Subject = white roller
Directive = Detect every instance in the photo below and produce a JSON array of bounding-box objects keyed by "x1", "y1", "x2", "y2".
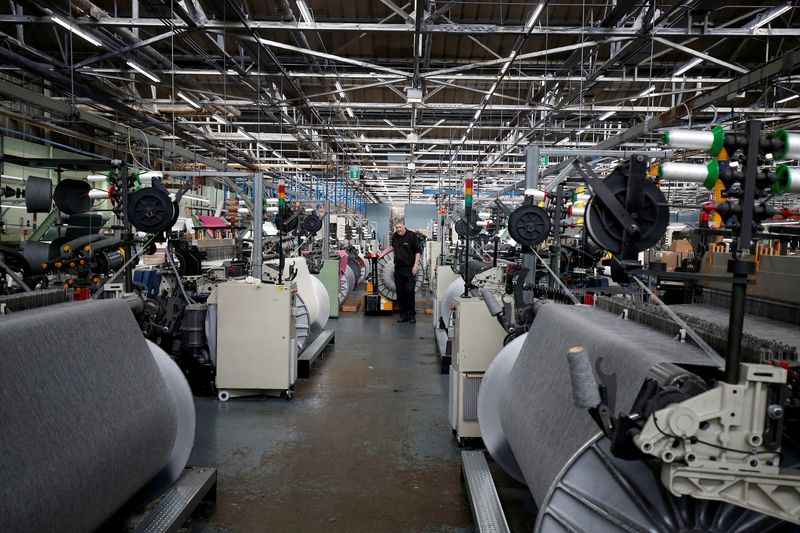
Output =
[
  {"x1": 775, "y1": 165, "x2": 800, "y2": 195},
  {"x1": 283, "y1": 257, "x2": 329, "y2": 334},
  {"x1": 344, "y1": 264, "x2": 356, "y2": 292},
  {"x1": 775, "y1": 130, "x2": 800, "y2": 161},
  {"x1": 478, "y1": 333, "x2": 528, "y2": 484},
  {"x1": 440, "y1": 278, "x2": 465, "y2": 325}
]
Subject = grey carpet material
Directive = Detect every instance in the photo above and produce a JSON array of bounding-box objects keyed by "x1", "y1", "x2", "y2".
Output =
[
  {"x1": 499, "y1": 303, "x2": 716, "y2": 504},
  {"x1": 0, "y1": 299, "x2": 178, "y2": 533}
]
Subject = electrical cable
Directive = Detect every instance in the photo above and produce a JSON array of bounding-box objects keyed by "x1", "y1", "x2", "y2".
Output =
[
  {"x1": 166, "y1": 243, "x2": 196, "y2": 304},
  {"x1": 652, "y1": 413, "x2": 782, "y2": 460}
]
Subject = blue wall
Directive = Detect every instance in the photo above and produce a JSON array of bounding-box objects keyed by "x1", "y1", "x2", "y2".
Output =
[
  {"x1": 366, "y1": 203, "x2": 391, "y2": 247},
  {"x1": 403, "y1": 203, "x2": 437, "y2": 233}
]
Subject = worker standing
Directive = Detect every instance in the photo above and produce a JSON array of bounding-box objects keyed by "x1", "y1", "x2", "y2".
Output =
[{"x1": 380, "y1": 220, "x2": 422, "y2": 323}]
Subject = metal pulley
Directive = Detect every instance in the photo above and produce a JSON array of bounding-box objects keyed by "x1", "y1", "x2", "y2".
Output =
[
  {"x1": 582, "y1": 162, "x2": 669, "y2": 255},
  {"x1": 127, "y1": 186, "x2": 176, "y2": 234},
  {"x1": 455, "y1": 211, "x2": 481, "y2": 238},
  {"x1": 507, "y1": 202, "x2": 551, "y2": 247},
  {"x1": 275, "y1": 208, "x2": 299, "y2": 233},
  {"x1": 301, "y1": 213, "x2": 322, "y2": 235}
]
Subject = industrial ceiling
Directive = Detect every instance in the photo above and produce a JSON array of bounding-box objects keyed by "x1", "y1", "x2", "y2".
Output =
[{"x1": 0, "y1": 0, "x2": 798, "y2": 207}]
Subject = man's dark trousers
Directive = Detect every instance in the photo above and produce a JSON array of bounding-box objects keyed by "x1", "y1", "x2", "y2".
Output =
[{"x1": 394, "y1": 265, "x2": 416, "y2": 319}]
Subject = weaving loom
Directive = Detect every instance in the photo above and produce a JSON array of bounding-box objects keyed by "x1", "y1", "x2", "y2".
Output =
[{"x1": 0, "y1": 299, "x2": 213, "y2": 532}]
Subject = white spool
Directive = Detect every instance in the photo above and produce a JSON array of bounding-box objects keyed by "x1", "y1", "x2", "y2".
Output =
[
  {"x1": 663, "y1": 129, "x2": 713, "y2": 150},
  {"x1": 524, "y1": 189, "x2": 546, "y2": 202},
  {"x1": 658, "y1": 161, "x2": 718, "y2": 189},
  {"x1": 88, "y1": 189, "x2": 110, "y2": 200},
  {"x1": 569, "y1": 205, "x2": 585, "y2": 217},
  {"x1": 774, "y1": 130, "x2": 800, "y2": 161},
  {"x1": 774, "y1": 165, "x2": 800, "y2": 195}
]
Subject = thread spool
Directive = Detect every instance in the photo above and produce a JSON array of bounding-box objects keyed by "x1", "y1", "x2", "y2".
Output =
[
  {"x1": 88, "y1": 189, "x2": 110, "y2": 200},
  {"x1": 663, "y1": 125, "x2": 724, "y2": 156},
  {"x1": 569, "y1": 205, "x2": 586, "y2": 217},
  {"x1": 566, "y1": 346, "x2": 601, "y2": 409},
  {"x1": 22, "y1": 240, "x2": 57, "y2": 274},
  {"x1": 658, "y1": 160, "x2": 719, "y2": 189},
  {"x1": 524, "y1": 189, "x2": 547, "y2": 202},
  {"x1": 54, "y1": 179, "x2": 93, "y2": 215},
  {"x1": 24, "y1": 176, "x2": 52, "y2": 213},
  {"x1": 773, "y1": 130, "x2": 800, "y2": 161},
  {"x1": 774, "y1": 165, "x2": 800, "y2": 195}
]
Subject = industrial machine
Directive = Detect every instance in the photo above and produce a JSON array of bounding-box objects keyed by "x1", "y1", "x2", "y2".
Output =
[
  {"x1": 448, "y1": 294, "x2": 507, "y2": 446},
  {"x1": 214, "y1": 279, "x2": 298, "y2": 401}
]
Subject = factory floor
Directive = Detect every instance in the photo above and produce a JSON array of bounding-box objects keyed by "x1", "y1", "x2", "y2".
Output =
[{"x1": 186, "y1": 292, "x2": 533, "y2": 532}]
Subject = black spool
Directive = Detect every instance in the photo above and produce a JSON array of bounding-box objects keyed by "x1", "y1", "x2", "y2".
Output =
[
  {"x1": 508, "y1": 203, "x2": 551, "y2": 247},
  {"x1": 127, "y1": 187, "x2": 175, "y2": 234},
  {"x1": 53, "y1": 179, "x2": 93, "y2": 215}
]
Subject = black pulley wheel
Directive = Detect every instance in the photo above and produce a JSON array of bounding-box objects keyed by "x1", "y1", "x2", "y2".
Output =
[
  {"x1": 275, "y1": 208, "x2": 299, "y2": 233},
  {"x1": 585, "y1": 166, "x2": 669, "y2": 254},
  {"x1": 127, "y1": 187, "x2": 174, "y2": 234},
  {"x1": 53, "y1": 179, "x2": 92, "y2": 215},
  {"x1": 301, "y1": 213, "x2": 322, "y2": 235},
  {"x1": 455, "y1": 212, "x2": 481, "y2": 238},
  {"x1": 508, "y1": 204, "x2": 551, "y2": 247}
]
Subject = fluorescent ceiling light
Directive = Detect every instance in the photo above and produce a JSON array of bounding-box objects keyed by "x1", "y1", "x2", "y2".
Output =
[
  {"x1": 598, "y1": 111, "x2": 616, "y2": 121},
  {"x1": 777, "y1": 94, "x2": 800, "y2": 104},
  {"x1": 176, "y1": 91, "x2": 201, "y2": 109},
  {"x1": 473, "y1": 109, "x2": 482, "y2": 120},
  {"x1": 127, "y1": 60, "x2": 160, "y2": 83},
  {"x1": 335, "y1": 81, "x2": 346, "y2": 99},
  {"x1": 1, "y1": 204, "x2": 25, "y2": 210},
  {"x1": 346, "y1": 107, "x2": 355, "y2": 118},
  {"x1": 524, "y1": 2, "x2": 546, "y2": 31},
  {"x1": 745, "y1": 2, "x2": 791, "y2": 30},
  {"x1": 674, "y1": 57, "x2": 703, "y2": 76},
  {"x1": 0, "y1": 174, "x2": 24, "y2": 182},
  {"x1": 500, "y1": 61, "x2": 512, "y2": 75},
  {"x1": 256, "y1": 142, "x2": 268, "y2": 151},
  {"x1": 576, "y1": 129, "x2": 586, "y2": 135},
  {"x1": 212, "y1": 114, "x2": 229, "y2": 125},
  {"x1": 51, "y1": 15, "x2": 102, "y2": 47},
  {"x1": 296, "y1": 0, "x2": 313, "y2": 23},
  {"x1": 632, "y1": 85, "x2": 656, "y2": 100}
]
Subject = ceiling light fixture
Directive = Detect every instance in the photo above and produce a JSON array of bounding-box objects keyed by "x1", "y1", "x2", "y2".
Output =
[
  {"x1": 126, "y1": 60, "x2": 160, "y2": 83},
  {"x1": 335, "y1": 81, "x2": 346, "y2": 99},
  {"x1": 176, "y1": 91, "x2": 201, "y2": 109},
  {"x1": 776, "y1": 94, "x2": 800, "y2": 104},
  {"x1": 346, "y1": 107, "x2": 355, "y2": 118},
  {"x1": 212, "y1": 114, "x2": 230, "y2": 125},
  {"x1": 524, "y1": 2, "x2": 546, "y2": 31},
  {"x1": 632, "y1": 85, "x2": 656, "y2": 100},
  {"x1": 51, "y1": 15, "x2": 102, "y2": 47},
  {"x1": 674, "y1": 57, "x2": 703, "y2": 76},
  {"x1": 598, "y1": 111, "x2": 616, "y2": 121},
  {"x1": 295, "y1": 0, "x2": 313, "y2": 23},
  {"x1": 744, "y1": 2, "x2": 791, "y2": 31}
]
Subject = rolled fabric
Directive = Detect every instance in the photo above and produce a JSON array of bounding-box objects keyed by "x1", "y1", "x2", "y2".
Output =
[
  {"x1": 25, "y1": 176, "x2": 53, "y2": 213},
  {"x1": 499, "y1": 303, "x2": 716, "y2": 504},
  {"x1": 0, "y1": 299, "x2": 180, "y2": 532}
]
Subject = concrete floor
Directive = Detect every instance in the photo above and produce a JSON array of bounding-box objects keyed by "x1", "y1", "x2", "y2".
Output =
[{"x1": 186, "y1": 296, "x2": 493, "y2": 532}]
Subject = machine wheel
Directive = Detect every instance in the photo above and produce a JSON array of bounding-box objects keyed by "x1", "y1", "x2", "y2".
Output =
[
  {"x1": 217, "y1": 390, "x2": 230, "y2": 402},
  {"x1": 584, "y1": 165, "x2": 669, "y2": 254},
  {"x1": 508, "y1": 204, "x2": 551, "y2": 247},
  {"x1": 127, "y1": 186, "x2": 174, "y2": 234}
]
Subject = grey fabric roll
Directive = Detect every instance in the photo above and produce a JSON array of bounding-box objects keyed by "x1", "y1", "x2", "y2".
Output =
[
  {"x1": 500, "y1": 303, "x2": 716, "y2": 504},
  {"x1": 0, "y1": 299, "x2": 178, "y2": 533},
  {"x1": 481, "y1": 288, "x2": 504, "y2": 317}
]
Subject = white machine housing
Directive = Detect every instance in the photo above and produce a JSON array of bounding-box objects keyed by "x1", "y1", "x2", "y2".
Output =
[
  {"x1": 215, "y1": 280, "x2": 298, "y2": 400},
  {"x1": 449, "y1": 296, "x2": 507, "y2": 440}
]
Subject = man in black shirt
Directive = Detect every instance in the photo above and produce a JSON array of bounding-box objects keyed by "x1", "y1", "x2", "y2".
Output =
[{"x1": 380, "y1": 220, "x2": 422, "y2": 323}]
